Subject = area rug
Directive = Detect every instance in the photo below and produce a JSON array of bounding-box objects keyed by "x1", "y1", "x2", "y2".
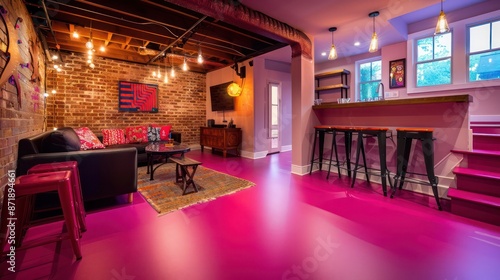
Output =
[{"x1": 137, "y1": 164, "x2": 255, "y2": 216}]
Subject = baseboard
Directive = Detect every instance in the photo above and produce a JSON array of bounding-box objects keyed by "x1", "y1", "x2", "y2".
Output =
[
  {"x1": 240, "y1": 150, "x2": 268, "y2": 159},
  {"x1": 291, "y1": 164, "x2": 310, "y2": 175},
  {"x1": 281, "y1": 145, "x2": 292, "y2": 152}
]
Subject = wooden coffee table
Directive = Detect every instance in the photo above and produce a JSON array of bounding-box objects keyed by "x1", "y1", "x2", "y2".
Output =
[{"x1": 145, "y1": 142, "x2": 191, "y2": 180}]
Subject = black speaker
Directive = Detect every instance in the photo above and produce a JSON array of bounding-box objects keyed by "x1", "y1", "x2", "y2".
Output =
[{"x1": 207, "y1": 119, "x2": 215, "y2": 127}]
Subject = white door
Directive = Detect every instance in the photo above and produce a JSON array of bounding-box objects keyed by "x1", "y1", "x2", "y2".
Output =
[{"x1": 268, "y1": 82, "x2": 281, "y2": 154}]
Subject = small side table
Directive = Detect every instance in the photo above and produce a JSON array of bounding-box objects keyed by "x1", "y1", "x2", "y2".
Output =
[{"x1": 170, "y1": 156, "x2": 202, "y2": 195}]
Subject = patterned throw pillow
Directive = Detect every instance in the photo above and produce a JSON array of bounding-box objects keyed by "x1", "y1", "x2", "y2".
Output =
[
  {"x1": 147, "y1": 126, "x2": 161, "y2": 142},
  {"x1": 101, "y1": 128, "x2": 127, "y2": 146},
  {"x1": 125, "y1": 126, "x2": 148, "y2": 143},
  {"x1": 74, "y1": 127, "x2": 105, "y2": 150}
]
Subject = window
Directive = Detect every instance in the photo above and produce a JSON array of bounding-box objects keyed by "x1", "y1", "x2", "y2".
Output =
[
  {"x1": 468, "y1": 19, "x2": 500, "y2": 82},
  {"x1": 358, "y1": 59, "x2": 381, "y2": 101},
  {"x1": 415, "y1": 32, "x2": 452, "y2": 87}
]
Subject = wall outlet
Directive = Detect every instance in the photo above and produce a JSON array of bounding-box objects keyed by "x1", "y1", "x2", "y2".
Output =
[{"x1": 385, "y1": 91, "x2": 399, "y2": 98}]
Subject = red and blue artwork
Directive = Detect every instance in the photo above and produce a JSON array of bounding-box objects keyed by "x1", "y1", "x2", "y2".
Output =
[{"x1": 119, "y1": 81, "x2": 158, "y2": 112}]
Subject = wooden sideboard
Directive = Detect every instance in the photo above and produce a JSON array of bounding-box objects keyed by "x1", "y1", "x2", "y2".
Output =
[{"x1": 200, "y1": 127, "x2": 242, "y2": 157}]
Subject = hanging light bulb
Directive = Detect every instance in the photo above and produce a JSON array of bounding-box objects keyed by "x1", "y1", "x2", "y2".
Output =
[
  {"x1": 152, "y1": 70, "x2": 157, "y2": 77},
  {"x1": 99, "y1": 45, "x2": 105, "y2": 52},
  {"x1": 368, "y1": 11, "x2": 380, "y2": 53},
  {"x1": 197, "y1": 46, "x2": 203, "y2": 64},
  {"x1": 51, "y1": 89, "x2": 56, "y2": 94},
  {"x1": 72, "y1": 30, "x2": 79, "y2": 38},
  {"x1": 52, "y1": 54, "x2": 58, "y2": 60},
  {"x1": 182, "y1": 57, "x2": 188, "y2": 71},
  {"x1": 328, "y1": 27, "x2": 338, "y2": 60},
  {"x1": 85, "y1": 39, "x2": 93, "y2": 50},
  {"x1": 163, "y1": 74, "x2": 169, "y2": 83},
  {"x1": 435, "y1": 0, "x2": 450, "y2": 34},
  {"x1": 170, "y1": 67, "x2": 176, "y2": 78}
]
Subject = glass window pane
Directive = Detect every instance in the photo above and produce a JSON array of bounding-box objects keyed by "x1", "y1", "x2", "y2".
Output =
[
  {"x1": 470, "y1": 50, "x2": 500, "y2": 81},
  {"x1": 435, "y1": 33, "x2": 452, "y2": 59},
  {"x1": 271, "y1": 106, "x2": 278, "y2": 125},
  {"x1": 360, "y1": 62, "x2": 371, "y2": 82},
  {"x1": 271, "y1": 86, "x2": 278, "y2": 104},
  {"x1": 416, "y1": 59, "x2": 451, "y2": 87},
  {"x1": 492, "y1": 21, "x2": 500, "y2": 49},
  {"x1": 271, "y1": 129, "x2": 278, "y2": 138},
  {"x1": 372, "y1": 61, "x2": 381, "y2": 80},
  {"x1": 470, "y1": 24, "x2": 490, "y2": 53},
  {"x1": 417, "y1": 37, "x2": 433, "y2": 62},
  {"x1": 359, "y1": 82, "x2": 378, "y2": 101}
]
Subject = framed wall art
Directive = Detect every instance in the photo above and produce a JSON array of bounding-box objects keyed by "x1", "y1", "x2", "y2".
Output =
[
  {"x1": 118, "y1": 81, "x2": 158, "y2": 112},
  {"x1": 389, "y1": 59, "x2": 406, "y2": 89}
]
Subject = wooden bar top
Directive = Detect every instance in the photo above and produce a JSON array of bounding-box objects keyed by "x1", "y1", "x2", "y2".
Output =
[{"x1": 312, "y1": 94, "x2": 472, "y2": 109}]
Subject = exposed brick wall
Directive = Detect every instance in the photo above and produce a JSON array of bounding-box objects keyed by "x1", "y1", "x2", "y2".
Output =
[
  {"x1": 46, "y1": 52, "x2": 207, "y2": 145},
  {"x1": 0, "y1": 0, "x2": 45, "y2": 188}
]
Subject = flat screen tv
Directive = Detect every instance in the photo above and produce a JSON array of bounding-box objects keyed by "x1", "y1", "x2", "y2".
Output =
[{"x1": 210, "y1": 82, "x2": 235, "y2": 111}]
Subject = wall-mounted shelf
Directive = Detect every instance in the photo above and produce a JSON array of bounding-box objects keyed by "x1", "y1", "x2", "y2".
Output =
[{"x1": 315, "y1": 69, "x2": 350, "y2": 99}]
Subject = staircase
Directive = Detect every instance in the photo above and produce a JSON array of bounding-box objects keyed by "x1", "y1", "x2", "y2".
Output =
[{"x1": 449, "y1": 121, "x2": 500, "y2": 226}]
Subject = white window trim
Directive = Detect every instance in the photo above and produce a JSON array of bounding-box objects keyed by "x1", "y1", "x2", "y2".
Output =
[
  {"x1": 406, "y1": 9, "x2": 500, "y2": 94},
  {"x1": 466, "y1": 18, "x2": 500, "y2": 83},
  {"x1": 355, "y1": 56, "x2": 381, "y2": 100}
]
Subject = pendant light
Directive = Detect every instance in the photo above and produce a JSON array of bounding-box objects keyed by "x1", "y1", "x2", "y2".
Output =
[
  {"x1": 434, "y1": 0, "x2": 450, "y2": 34},
  {"x1": 182, "y1": 57, "x2": 188, "y2": 71},
  {"x1": 197, "y1": 45, "x2": 204, "y2": 64},
  {"x1": 328, "y1": 27, "x2": 338, "y2": 60},
  {"x1": 368, "y1": 11, "x2": 379, "y2": 53}
]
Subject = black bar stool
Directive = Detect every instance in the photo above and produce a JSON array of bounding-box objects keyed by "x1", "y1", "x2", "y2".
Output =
[
  {"x1": 328, "y1": 126, "x2": 358, "y2": 179},
  {"x1": 350, "y1": 127, "x2": 392, "y2": 196},
  {"x1": 391, "y1": 128, "x2": 442, "y2": 210},
  {"x1": 309, "y1": 125, "x2": 333, "y2": 174}
]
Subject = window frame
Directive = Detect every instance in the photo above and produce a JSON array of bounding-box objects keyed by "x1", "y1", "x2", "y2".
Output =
[
  {"x1": 356, "y1": 57, "x2": 381, "y2": 102},
  {"x1": 466, "y1": 17, "x2": 500, "y2": 83},
  {"x1": 414, "y1": 32, "x2": 453, "y2": 88}
]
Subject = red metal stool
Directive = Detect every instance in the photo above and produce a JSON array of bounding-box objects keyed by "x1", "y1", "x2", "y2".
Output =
[
  {"x1": 0, "y1": 171, "x2": 82, "y2": 260},
  {"x1": 28, "y1": 161, "x2": 86, "y2": 234}
]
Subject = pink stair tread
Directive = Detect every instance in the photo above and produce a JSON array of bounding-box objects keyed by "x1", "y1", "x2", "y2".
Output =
[
  {"x1": 451, "y1": 149, "x2": 500, "y2": 157},
  {"x1": 448, "y1": 188, "x2": 500, "y2": 208},
  {"x1": 473, "y1": 133, "x2": 500, "y2": 138},
  {"x1": 453, "y1": 167, "x2": 500, "y2": 181}
]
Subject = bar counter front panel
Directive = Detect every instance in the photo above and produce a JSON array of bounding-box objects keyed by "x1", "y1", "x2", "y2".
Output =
[{"x1": 312, "y1": 94, "x2": 472, "y2": 197}]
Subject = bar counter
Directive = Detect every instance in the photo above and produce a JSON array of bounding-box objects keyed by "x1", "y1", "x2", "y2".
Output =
[{"x1": 312, "y1": 94, "x2": 473, "y2": 197}]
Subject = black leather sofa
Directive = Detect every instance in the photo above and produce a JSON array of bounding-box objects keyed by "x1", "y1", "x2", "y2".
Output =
[{"x1": 16, "y1": 129, "x2": 138, "y2": 205}]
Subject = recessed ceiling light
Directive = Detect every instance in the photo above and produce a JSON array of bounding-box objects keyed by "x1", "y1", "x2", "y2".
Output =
[
  {"x1": 321, "y1": 52, "x2": 327, "y2": 56},
  {"x1": 354, "y1": 42, "x2": 360, "y2": 46}
]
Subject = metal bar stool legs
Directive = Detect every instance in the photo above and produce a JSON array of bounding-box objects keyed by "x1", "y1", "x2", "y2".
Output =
[
  {"x1": 350, "y1": 128, "x2": 391, "y2": 196},
  {"x1": 327, "y1": 130, "x2": 341, "y2": 179},
  {"x1": 392, "y1": 128, "x2": 442, "y2": 210}
]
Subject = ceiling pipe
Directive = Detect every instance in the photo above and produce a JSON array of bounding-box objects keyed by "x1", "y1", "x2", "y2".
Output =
[
  {"x1": 147, "y1": 15, "x2": 207, "y2": 64},
  {"x1": 41, "y1": 0, "x2": 63, "y2": 63},
  {"x1": 163, "y1": 0, "x2": 312, "y2": 60}
]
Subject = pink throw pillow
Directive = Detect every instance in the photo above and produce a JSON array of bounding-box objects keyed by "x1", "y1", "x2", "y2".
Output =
[
  {"x1": 125, "y1": 126, "x2": 148, "y2": 143},
  {"x1": 74, "y1": 127, "x2": 105, "y2": 150},
  {"x1": 101, "y1": 128, "x2": 127, "y2": 146}
]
